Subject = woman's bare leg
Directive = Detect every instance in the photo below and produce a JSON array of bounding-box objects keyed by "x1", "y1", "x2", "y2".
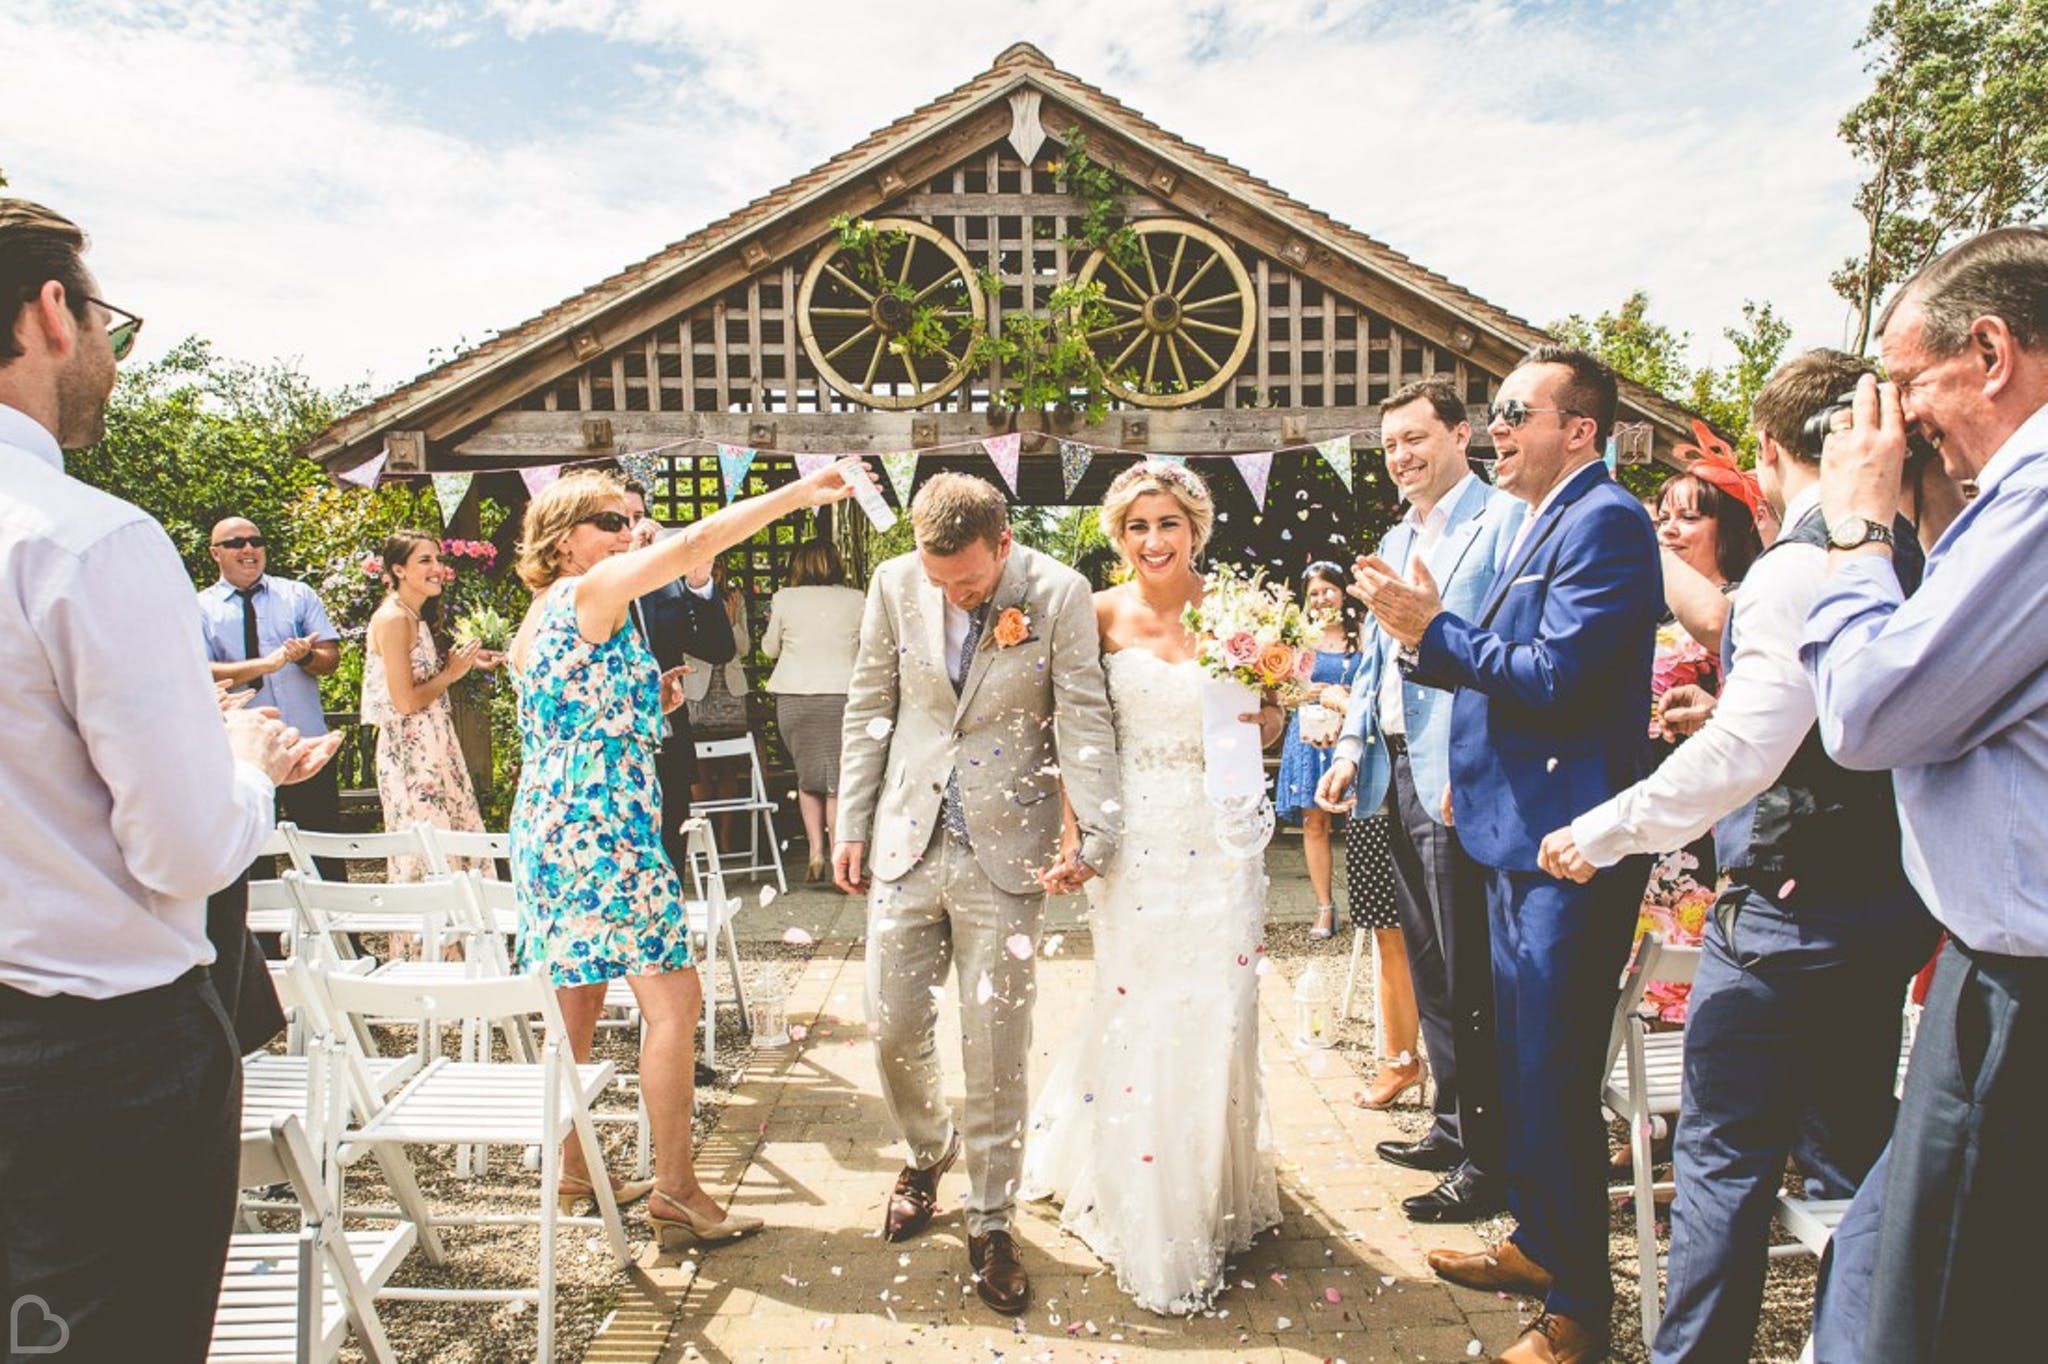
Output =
[{"x1": 626, "y1": 968, "x2": 728, "y2": 1221}]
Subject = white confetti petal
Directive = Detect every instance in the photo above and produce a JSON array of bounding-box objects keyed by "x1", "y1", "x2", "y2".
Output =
[
  {"x1": 976, "y1": 972, "x2": 995, "y2": 1004},
  {"x1": 1005, "y1": 933, "x2": 1035, "y2": 960},
  {"x1": 759, "y1": 886, "x2": 778, "y2": 907},
  {"x1": 783, "y1": 926, "x2": 813, "y2": 946},
  {"x1": 866, "y1": 717, "x2": 895, "y2": 740}
]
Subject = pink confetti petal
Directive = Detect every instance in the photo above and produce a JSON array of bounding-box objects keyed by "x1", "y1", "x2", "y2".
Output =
[
  {"x1": 783, "y1": 926, "x2": 814, "y2": 946},
  {"x1": 1005, "y1": 933, "x2": 1035, "y2": 960},
  {"x1": 1324, "y1": 1287, "x2": 1342, "y2": 1304},
  {"x1": 1779, "y1": 878, "x2": 1798, "y2": 899}
]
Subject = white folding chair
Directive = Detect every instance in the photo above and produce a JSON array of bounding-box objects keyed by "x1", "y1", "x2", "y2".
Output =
[
  {"x1": 689, "y1": 735, "x2": 786, "y2": 889},
  {"x1": 1601, "y1": 932, "x2": 1699, "y2": 1349},
  {"x1": 282, "y1": 826, "x2": 434, "y2": 881},
  {"x1": 317, "y1": 972, "x2": 633, "y2": 1363},
  {"x1": 418, "y1": 827, "x2": 511, "y2": 878},
  {"x1": 676, "y1": 817, "x2": 750, "y2": 1070},
  {"x1": 209, "y1": 1114, "x2": 414, "y2": 1363},
  {"x1": 283, "y1": 871, "x2": 470, "y2": 967}
]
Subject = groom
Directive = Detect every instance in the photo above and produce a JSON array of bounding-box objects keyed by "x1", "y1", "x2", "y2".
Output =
[{"x1": 835, "y1": 471, "x2": 1121, "y2": 1315}]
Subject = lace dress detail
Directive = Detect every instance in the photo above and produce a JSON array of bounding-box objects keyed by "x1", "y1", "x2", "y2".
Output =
[
  {"x1": 1020, "y1": 648, "x2": 1281, "y2": 1315},
  {"x1": 360, "y1": 616, "x2": 489, "y2": 882}
]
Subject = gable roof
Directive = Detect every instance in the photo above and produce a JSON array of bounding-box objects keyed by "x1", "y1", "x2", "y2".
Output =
[{"x1": 303, "y1": 42, "x2": 1703, "y2": 470}]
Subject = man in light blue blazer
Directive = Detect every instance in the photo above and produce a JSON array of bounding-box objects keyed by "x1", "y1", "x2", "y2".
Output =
[
  {"x1": 1354, "y1": 347, "x2": 1661, "y2": 1364},
  {"x1": 1316, "y1": 379, "x2": 1523, "y2": 1225}
]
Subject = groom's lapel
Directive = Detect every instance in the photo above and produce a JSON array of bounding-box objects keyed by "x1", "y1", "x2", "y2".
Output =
[
  {"x1": 954, "y1": 547, "x2": 1027, "y2": 719},
  {"x1": 919, "y1": 576, "x2": 949, "y2": 687}
]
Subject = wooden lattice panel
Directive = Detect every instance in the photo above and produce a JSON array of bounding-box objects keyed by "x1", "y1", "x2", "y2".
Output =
[{"x1": 522, "y1": 145, "x2": 1505, "y2": 421}]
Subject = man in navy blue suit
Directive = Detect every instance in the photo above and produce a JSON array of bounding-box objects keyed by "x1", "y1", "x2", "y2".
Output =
[{"x1": 1354, "y1": 346, "x2": 1661, "y2": 1363}]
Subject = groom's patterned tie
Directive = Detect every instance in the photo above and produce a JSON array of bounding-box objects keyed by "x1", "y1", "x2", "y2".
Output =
[{"x1": 941, "y1": 603, "x2": 989, "y2": 845}]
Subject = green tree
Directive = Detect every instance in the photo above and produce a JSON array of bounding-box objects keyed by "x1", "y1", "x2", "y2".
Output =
[
  {"x1": 1833, "y1": 0, "x2": 2048, "y2": 352},
  {"x1": 67, "y1": 336, "x2": 363, "y2": 580}
]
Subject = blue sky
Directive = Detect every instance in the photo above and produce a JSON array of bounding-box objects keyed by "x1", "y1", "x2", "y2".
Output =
[{"x1": 2, "y1": 0, "x2": 1879, "y2": 396}]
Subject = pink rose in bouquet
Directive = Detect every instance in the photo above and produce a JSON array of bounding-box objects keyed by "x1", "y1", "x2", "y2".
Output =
[
  {"x1": 1223, "y1": 631, "x2": 1261, "y2": 668},
  {"x1": 1295, "y1": 648, "x2": 1317, "y2": 680}
]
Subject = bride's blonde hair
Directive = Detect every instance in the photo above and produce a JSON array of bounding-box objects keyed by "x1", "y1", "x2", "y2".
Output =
[{"x1": 1099, "y1": 460, "x2": 1215, "y2": 564}]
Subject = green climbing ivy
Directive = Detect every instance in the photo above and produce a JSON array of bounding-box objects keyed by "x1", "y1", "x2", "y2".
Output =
[{"x1": 827, "y1": 213, "x2": 979, "y2": 362}]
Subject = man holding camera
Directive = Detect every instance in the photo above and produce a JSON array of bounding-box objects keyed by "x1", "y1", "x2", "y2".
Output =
[
  {"x1": 1539, "y1": 349, "x2": 1938, "y2": 1363},
  {"x1": 1802, "y1": 225, "x2": 2048, "y2": 1362}
]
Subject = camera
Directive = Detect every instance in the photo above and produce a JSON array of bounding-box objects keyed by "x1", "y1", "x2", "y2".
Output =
[{"x1": 1800, "y1": 390, "x2": 1938, "y2": 471}]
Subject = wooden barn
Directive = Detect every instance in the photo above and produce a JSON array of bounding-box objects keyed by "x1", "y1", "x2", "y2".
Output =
[{"x1": 302, "y1": 41, "x2": 1702, "y2": 588}]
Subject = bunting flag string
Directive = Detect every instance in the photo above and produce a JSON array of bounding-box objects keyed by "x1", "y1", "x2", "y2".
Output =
[
  {"x1": 981, "y1": 432, "x2": 1023, "y2": 495},
  {"x1": 1315, "y1": 435, "x2": 1354, "y2": 492},
  {"x1": 1231, "y1": 451, "x2": 1275, "y2": 510},
  {"x1": 337, "y1": 448, "x2": 387, "y2": 489},
  {"x1": 432, "y1": 472, "x2": 474, "y2": 525},
  {"x1": 1057, "y1": 439, "x2": 1093, "y2": 498},
  {"x1": 716, "y1": 443, "x2": 758, "y2": 500},
  {"x1": 616, "y1": 451, "x2": 661, "y2": 490},
  {"x1": 327, "y1": 423, "x2": 1425, "y2": 515},
  {"x1": 880, "y1": 450, "x2": 920, "y2": 506}
]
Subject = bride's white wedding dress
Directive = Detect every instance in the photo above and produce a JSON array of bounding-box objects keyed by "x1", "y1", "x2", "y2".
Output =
[{"x1": 1020, "y1": 647, "x2": 1281, "y2": 1315}]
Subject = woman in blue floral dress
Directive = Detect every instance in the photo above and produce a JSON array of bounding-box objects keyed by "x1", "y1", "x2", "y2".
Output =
[
  {"x1": 509, "y1": 460, "x2": 858, "y2": 1247},
  {"x1": 1272, "y1": 562, "x2": 1364, "y2": 938}
]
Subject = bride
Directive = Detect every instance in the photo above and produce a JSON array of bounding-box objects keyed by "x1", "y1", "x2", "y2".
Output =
[{"x1": 1021, "y1": 460, "x2": 1287, "y2": 1315}]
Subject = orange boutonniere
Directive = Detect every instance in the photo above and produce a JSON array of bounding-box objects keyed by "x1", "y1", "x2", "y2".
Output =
[{"x1": 992, "y1": 604, "x2": 1033, "y2": 648}]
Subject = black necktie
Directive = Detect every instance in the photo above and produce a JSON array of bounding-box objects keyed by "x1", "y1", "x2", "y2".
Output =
[{"x1": 235, "y1": 586, "x2": 260, "y2": 661}]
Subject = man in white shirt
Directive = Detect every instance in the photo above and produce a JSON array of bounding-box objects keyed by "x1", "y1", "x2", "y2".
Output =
[
  {"x1": 0, "y1": 198, "x2": 328, "y2": 1362},
  {"x1": 1538, "y1": 350, "x2": 1939, "y2": 1363}
]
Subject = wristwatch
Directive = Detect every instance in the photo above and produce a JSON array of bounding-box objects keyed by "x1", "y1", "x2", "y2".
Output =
[{"x1": 1827, "y1": 514, "x2": 1895, "y2": 551}]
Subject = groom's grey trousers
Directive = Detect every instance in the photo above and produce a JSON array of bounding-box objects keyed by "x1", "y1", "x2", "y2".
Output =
[{"x1": 866, "y1": 825, "x2": 1043, "y2": 1237}]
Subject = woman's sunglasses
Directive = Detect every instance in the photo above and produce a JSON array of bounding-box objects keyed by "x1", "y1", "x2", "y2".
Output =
[
  {"x1": 577, "y1": 511, "x2": 632, "y2": 533},
  {"x1": 86, "y1": 297, "x2": 144, "y2": 362}
]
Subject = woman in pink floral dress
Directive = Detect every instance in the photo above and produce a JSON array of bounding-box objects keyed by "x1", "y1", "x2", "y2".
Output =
[{"x1": 361, "y1": 530, "x2": 496, "y2": 882}]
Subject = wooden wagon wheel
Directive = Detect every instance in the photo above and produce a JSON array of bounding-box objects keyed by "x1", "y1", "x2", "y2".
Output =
[
  {"x1": 1074, "y1": 219, "x2": 1256, "y2": 408},
  {"x1": 797, "y1": 218, "x2": 985, "y2": 411}
]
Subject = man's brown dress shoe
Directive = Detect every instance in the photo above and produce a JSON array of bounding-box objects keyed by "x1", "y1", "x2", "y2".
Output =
[
  {"x1": 1426, "y1": 1240, "x2": 1555, "y2": 1297},
  {"x1": 882, "y1": 1133, "x2": 960, "y2": 1242},
  {"x1": 967, "y1": 1229, "x2": 1030, "y2": 1315},
  {"x1": 1492, "y1": 1311, "x2": 1608, "y2": 1363}
]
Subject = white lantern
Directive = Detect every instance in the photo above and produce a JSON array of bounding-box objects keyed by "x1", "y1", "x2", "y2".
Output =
[
  {"x1": 746, "y1": 979, "x2": 792, "y2": 1048},
  {"x1": 1293, "y1": 960, "x2": 1334, "y2": 1048}
]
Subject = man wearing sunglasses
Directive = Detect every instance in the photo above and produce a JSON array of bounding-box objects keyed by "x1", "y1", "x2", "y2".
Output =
[
  {"x1": 1351, "y1": 346, "x2": 1662, "y2": 1364},
  {"x1": 1, "y1": 197, "x2": 338, "y2": 1361},
  {"x1": 196, "y1": 516, "x2": 343, "y2": 877}
]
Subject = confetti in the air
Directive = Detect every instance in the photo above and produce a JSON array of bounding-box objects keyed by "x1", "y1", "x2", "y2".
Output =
[
  {"x1": 866, "y1": 717, "x2": 895, "y2": 740},
  {"x1": 783, "y1": 927, "x2": 813, "y2": 946},
  {"x1": 1005, "y1": 933, "x2": 1035, "y2": 959}
]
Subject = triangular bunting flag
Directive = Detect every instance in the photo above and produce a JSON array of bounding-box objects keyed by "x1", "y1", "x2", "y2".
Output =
[
  {"x1": 794, "y1": 453, "x2": 835, "y2": 478},
  {"x1": 1151, "y1": 454, "x2": 1188, "y2": 467},
  {"x1": 880, "y1": 450, "x2": 920, "y2": 506},
  {"x1": 338, "y1": 448, "x2": 386, "y2": 489},
  {"x1": 716, "y1": 444, "x2": 758, "y2": 500},
  {"x1": 1231, "y1": 451, "x2": 1275, "y2": 509},
  {"x1": 1057, "y1": 440, "x2": 1093, "y2": 498},
  {"x1": 432, "y1": 472, "x2": 473, "y2": 525},
  {"x1": 981, "y1": 432, "x2": 1022, "y2": 495},
  {"x1": 1316, "y1": 435, "x2": 1354, "y2": 491},
  {"x1": 519, "y1": 464, "x2": 561, "y2": 496},
  {"x1": 616, "y1": 451, "x2": 660, "y2": 490}
]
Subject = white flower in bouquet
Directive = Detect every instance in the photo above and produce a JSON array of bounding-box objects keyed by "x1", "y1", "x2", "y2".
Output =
[{"x1": 451, "y1": 605, "x2": 514, "y2": 652}]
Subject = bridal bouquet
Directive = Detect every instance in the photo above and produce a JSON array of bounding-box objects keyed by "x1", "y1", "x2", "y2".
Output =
[{"x1": 1182, "y1": 563, "x2": 1319, "y2": 709}]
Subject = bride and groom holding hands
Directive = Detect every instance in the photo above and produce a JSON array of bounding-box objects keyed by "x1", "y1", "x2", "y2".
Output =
[{"x1": 831, "y1": 463, "x2": 1286, "y2": 1317}]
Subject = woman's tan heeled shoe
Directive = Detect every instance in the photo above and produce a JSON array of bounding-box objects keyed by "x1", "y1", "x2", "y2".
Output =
[
  {"x1": 806, "y1": 857, "x2": 826, "y2": 884},
  {"x1": 647, "y1": 1188, "x2": 764, "y2": 1248},
  {"x1": 556, "y1": 1174, "x2": 657, "y2": 1216},
  {"x1": 1355, "y1": 1056, "x2": 1426, "y2": 1110}
]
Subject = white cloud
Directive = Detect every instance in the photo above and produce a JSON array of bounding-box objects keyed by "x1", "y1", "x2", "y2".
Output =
[{"x1": 1, "y1": 0, "x2": 1879, "y2": 398}]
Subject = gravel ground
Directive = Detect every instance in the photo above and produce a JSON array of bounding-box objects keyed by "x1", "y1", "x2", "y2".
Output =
[
  {"x1": 293, "y1": 943, "x2": 815, "y2": 1364},
  {"x1": 1263, "y1": 920, "x2": 1819, "y2": 1364}
]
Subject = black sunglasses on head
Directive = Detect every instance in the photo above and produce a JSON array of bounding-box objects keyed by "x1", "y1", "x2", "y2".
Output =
[
  {"x1": 84, "y1": 297, "x2": 144, "y2": 361},
  {"x1": 1487, "y1": 398, "x2": 1585, "y2": 429},
  {"x1": 213, "y1": 535, "x2": 266, "y2": 550},
  {"x1": 578, "y1": 511, "x2": 632, "y2": 533}
]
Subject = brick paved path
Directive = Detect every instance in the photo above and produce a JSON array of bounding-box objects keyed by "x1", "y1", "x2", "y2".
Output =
[{"x1": 587, "y1": 904, "x2": 1530, "y2": 1364}]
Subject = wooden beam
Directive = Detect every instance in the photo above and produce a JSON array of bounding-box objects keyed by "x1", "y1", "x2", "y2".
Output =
[{"x1": 449, "y1": 405, "x2": 1513, "y2": 460}]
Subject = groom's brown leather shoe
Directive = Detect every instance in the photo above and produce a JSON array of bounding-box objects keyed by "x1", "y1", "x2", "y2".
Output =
[
  {"x1": 882, "y1": 1133, "x2": 960, "y2": 1242},
  {"x1": 1427, "y1": 1240, "x2": 1554, "y2": 1297},
  {"x1": 1492, "y1": 1311, "x2": 1608, "y2": 1362},
  {"x1": 967, "y1": 1229, "x2": 1031, "y2": 1315}
]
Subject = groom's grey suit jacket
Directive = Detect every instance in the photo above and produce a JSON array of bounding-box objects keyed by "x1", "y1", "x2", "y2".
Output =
[{"x1": 838, "y1": 543, "x2": 1122, "y2": 895}]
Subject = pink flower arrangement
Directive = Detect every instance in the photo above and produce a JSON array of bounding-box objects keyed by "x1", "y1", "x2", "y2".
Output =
[
  {"x1": 361, "y1": 555, "x2": 384, "y2": 577},
  {"x1": 440, "y1": 538, "x2": 498, "y2": 566}
]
